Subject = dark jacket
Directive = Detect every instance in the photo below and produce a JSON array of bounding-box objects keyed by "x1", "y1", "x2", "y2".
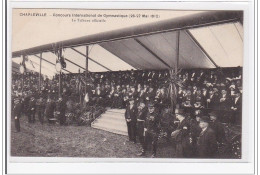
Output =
[
  {"x1": 56, "y1": 100, "x2": 66, "y2": 115},
  {"x1": 231, "y1": 96, "x2": 242, "y2": 111},
  {"x1": 13, "y1": 103, "x2": 22, "y2": 118},
  {"x1": 219, "y1": 94, "x2": 231, "y2": 111},
  {"x1": 207, "y1": 94, "x2": 219, "y2": 109},
  {"x1": 176, "y1": 118, "x2": 191, "y2": 142},
  {"x1": 161, "y1": 112, "x2": 175, "y2": 131},
  {"x1": 28, "y1": 99, "x2": 36, "y2": 112},
  {"x1": 210, "y1": 120, "x2": 226, "y2": 144},
  {"x1": 197, "y1": 127, "x2": 218, "y2": 158},
  {"x1": 125, "y1": 105, "x2": 137, "y2": 121},
  {"x1": 137, "y1": 108, "x2": 147, "y2": 121},
  {"x1": 45, "y1": 100, "x2": 56, "y2": 118},
  {"x1": 145, "y1": 112, "x2": 160, "y2": 134},
  {"x1": 36, "y1": 98, "x2": 45, "y2": 112}
]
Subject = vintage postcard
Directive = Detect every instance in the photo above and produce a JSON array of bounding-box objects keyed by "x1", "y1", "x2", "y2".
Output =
[{"x1": 9, "y1": 7, "x2": 247, "y2": 164}]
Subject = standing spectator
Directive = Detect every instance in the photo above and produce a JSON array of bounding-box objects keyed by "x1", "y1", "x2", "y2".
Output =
[
  {"x1": 231, "y1": 89, "x2": 242, "y2": 124},
  {"x1": 136, "y1": 101, "x2": 147, "y2": 149},
  {"x1": 172, "y1": 108, "x2": 192, "y2": 158},
  {"x1": 206, "y1": 88, "x2": 219, "y2": 109},
  {"x1": 125, "y1": 98, "x2": 137, "y2": 143},
  {"x1": 28, "y1": 96, "x2": 36, "y2": 123},
  {"x1": 56, "y1": 97, "x2": 67, "y2": 125},
  {"x1": 209, "y1": 111, "x2": 227, "y2": 145},
  {"x1": 197, "y1": 116, "x2": 218, "y2": 158},
  {"x1": 160, "y1": 107, "x2": 175, "y2": 143},
  {"x1": 36, "y1": 96, "x2": 45, "y2": 124},
  {"x1": 13, "y1": 98, "x2": 22, "y2": 132},
  {"x1": 138, "y1": 103, "x2": 160, "y2": 157},
  {"x1": 45, "y1": 96, "x2": 56, "y2": 123}
]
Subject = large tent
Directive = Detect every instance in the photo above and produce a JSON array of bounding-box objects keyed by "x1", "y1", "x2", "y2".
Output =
[{"x1": 12, "y1": 11, "x2": 243, "y2": 79}]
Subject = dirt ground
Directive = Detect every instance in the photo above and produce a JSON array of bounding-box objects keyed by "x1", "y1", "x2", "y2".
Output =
[{"x1": 11, "y1": 116, "x2": 176, "y2": 158}]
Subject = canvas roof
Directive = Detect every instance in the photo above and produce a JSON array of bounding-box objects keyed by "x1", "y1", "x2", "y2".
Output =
[{"x1": 12, "y1": 11, "x2": 243, "y2": 78}]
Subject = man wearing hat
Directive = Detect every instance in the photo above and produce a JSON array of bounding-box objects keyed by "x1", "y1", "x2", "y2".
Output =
[
  {"x1": 138, "y1": 103, "x2": 160, "y2": 157},
  {"x1": 136, "y1": 101, "x2": 147, "y2": 149},
  {"x1": 209, "y1": 111, "x2": 227, "y2": 144},
  {"x1": 13, "y1": 98, "x2": 22, "y2": 132},
  {"x1": 219, "y1": 88, "x2": 231, "y2": 111},
  {"x1": 206, "y1": 88, "x2": 219, "y2": 109},
  {"x1": 36, "y1": 96, "x2": 45, "y2": 124},
  {"x1": 197, "y1": 116, "x2": 218, "y2": 158},
  {"x1": 45, "y1": 95, "x2": 56, "y2": 124},
  {"x1": 145, "y1": 86, "x2": 156, "y2": 103},
  {"x1": 230, "y1": 89, "x2": 242, "y2": 124},
  {"x1": 56, "y1": 97, "x2": 67, "y2": 126},
  {"x1": 172, "y1": 108, "x2": 193, "y2": 158},
  {"x1": 189, "y1": 110, "x2": 202, "y2": 157},
  {"x1": 160, "y1": 107, "x2": 175, "y2": 143},
  {"x1": 23, "y1": 92, "x2": 31, "y2": 120},
  {"x1": 28, "y1": 96, "x2": 36, "y2": 123},
  {"x1": 125, "y1": 98, "x2": 137, "y2": 143}
]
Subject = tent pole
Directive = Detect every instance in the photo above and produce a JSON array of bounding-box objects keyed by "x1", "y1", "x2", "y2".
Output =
[
  {"x1": 85, "y1": 46, "x2": 89, "y2": 94},
  {"x1": 176, "y1": 31, "x2": 180, "y2": 72},
  {"x1": 59, "y1": 71, "x2": 61, "y2": 97},
  {"x1": 39, "y1": 52, "x2": 42, "y2": 92},
  {"x1": 172, "y1": 30, "x2": 180, "y2": 111}
]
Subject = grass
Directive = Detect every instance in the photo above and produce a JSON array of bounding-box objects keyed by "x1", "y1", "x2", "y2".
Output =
[{"x1": 11, "y1": 116, "x2": 176, "y2": 158}]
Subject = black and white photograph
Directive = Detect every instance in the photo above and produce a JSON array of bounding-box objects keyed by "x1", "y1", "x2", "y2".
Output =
[{"x1": 10, "y1": 9, "x2": 244, "y2": 160}]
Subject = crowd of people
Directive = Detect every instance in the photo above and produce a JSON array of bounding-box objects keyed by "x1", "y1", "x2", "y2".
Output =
[{"x1": 11, "y1": 67, "x2": 242, "y2": 158}]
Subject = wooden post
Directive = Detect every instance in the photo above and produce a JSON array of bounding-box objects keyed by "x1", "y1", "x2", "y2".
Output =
[
  {"x1": 85, "y1": 45, "x2": 89, "y2": 94},
  {"x1": 172, "y1": 31, "x2": 180, "y2": 111},
  {"x1": 59, "y1": 71, "x2": 61, "y2": 97},
  {"x1": 21, "y1": 55, "x2": 25, "y2": 93},
  {"x1": 58, "y1": 49, "x2": 62, "y2": 98},
  {"x1": 22, "y1": 73, "x2": 24, "y2": 93},
  {"x1": 176, "y1": 31, "x2": 180, "y2": 73},
  {"x1": 39, "y1": 52, "x2": 42, "y2": 92}
]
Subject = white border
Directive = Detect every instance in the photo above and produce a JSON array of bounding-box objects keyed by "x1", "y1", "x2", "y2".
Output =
[{"x1": 6, "y1": 1, "x2": 255, "y2": 174}]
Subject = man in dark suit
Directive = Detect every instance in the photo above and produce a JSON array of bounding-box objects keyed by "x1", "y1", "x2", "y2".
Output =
[
  {"x1": 145, "y1": 86, "x2": 156, "y2": 104},
  {"x1": 209, "y1": 111, "x2": 227, "y2": 144},
  {"x1": 197, "y1": 116, "x2": 218, "y2": 158},
  {"x1": 13, "y1": 98, "x2": 22, "y2": 132},
  {"x1": 28, "y1": 96, "x2": 36, "y2": 123},
  {"x1": 206, "y1": 88, "x2": 219, "y2": 110},
  {"x1": 231, "y1": 90, "x2": 242, "y2": 124},
  {"x1": 160, "y1": 107, "x2": 175, "y2": 143},
  {"x1": 136, "y1": 101, "x2": 147, "y2": 150},
  {"x1": 219, "y1": 88, "x2": 231, "y2": 111},
  {"x1": 138, "y1": 103, "x2": 160, "y2": 158},
  {"x1": 125, "y1": 98, "x2": 137, "y2": 143},
  {"x1": 45, "y1": 96, "x2": 56, "y2": 123},
  {"x1": 56, "y1": 97, "x2": 67, "y2": 125},
  {"x1": 36, "y1": 96, "x2": 45, "y2": 124},
  {"x1": 172, "y1": 108, "x2": 193, "y2": 158}
]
